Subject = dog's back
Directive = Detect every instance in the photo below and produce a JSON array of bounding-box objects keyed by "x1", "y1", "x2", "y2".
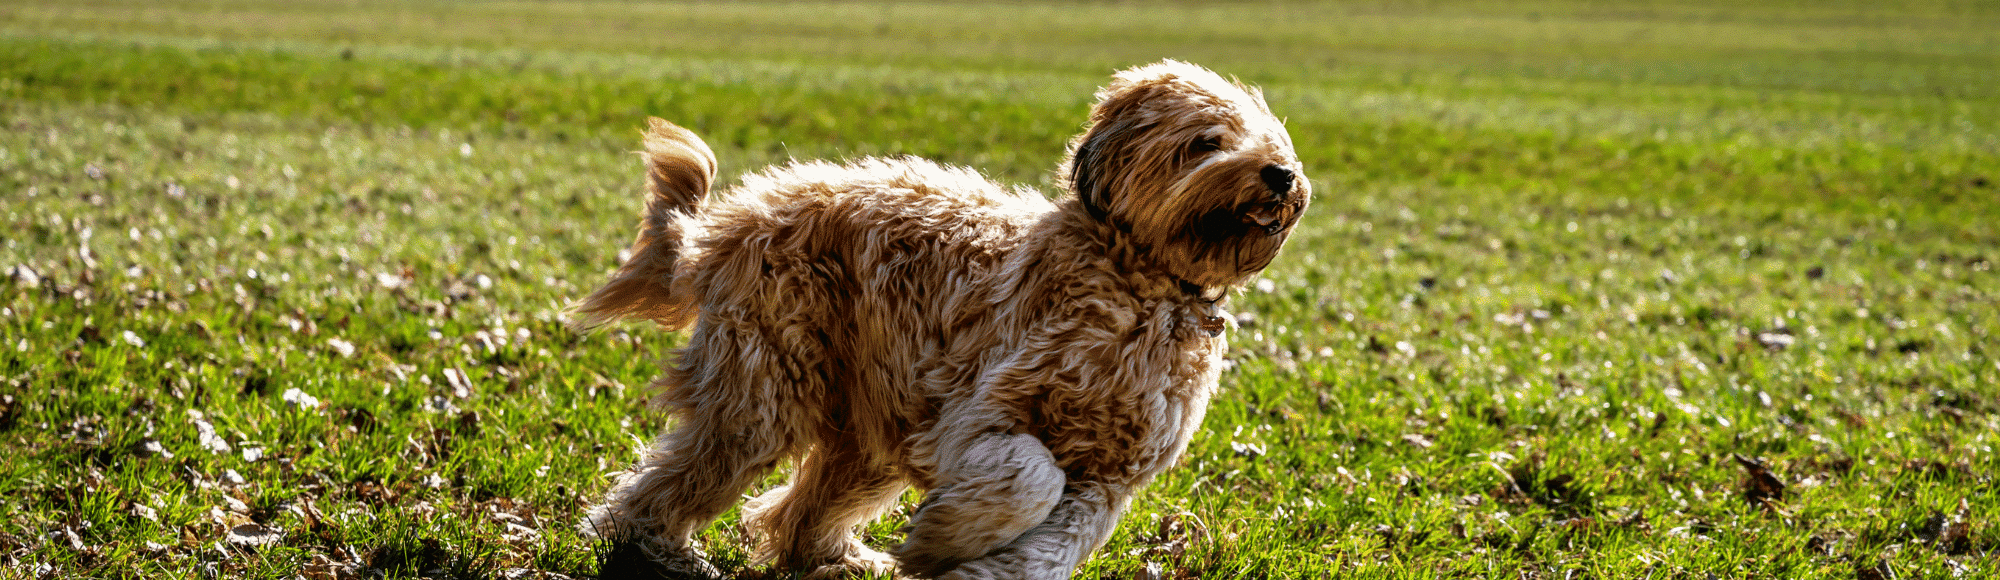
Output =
[
  {"x1": 575, "y1": 122, "x2": 1056, "y2": 416},
  {"x1": 577, "y1": 120, "x2": 1053, "y2": 336}
]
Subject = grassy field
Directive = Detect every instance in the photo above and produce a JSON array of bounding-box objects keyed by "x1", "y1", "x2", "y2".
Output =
[{"x1": 3, "y1": 0, "x2": 1997, "y2": 578}]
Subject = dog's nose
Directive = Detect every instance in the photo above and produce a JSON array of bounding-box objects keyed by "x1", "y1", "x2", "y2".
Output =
[{"x1": 1260, "y1": 165, "x2": 1295, "y2": 196}]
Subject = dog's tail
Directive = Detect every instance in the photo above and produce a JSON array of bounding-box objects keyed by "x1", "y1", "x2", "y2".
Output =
[{"x1": 570, "y1": 118, "x2": 716, "y2": 331}]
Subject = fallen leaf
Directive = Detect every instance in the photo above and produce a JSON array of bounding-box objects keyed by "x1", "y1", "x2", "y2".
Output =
[
  {"x1": 1733, "y1": 453, "x2": 1785, "y2": 508},
  {"x1": 326, "y1": 337, "x2": 356, "y2": 358},
  {"x1": 224, "y1": 523, "x2": 283, "y2": 548},
  {"x1": 501, "y1": 522, "x2": 539, "y2": 544},
  {"x1": 282, "y1": 388, "x2": 322, "y2": 411},
  {"x1": 301, "y1": 554, "x2": 349, "y2": 580},
  {"x1": 189, "y1": 411, "x2": 232, "y2": 454},
  {"x1": 129, "y1": 502, "x2": 159, "y2": 522},
  {"x1": 132, "y1": 437, "x2": 174, "y2": 459},
  {"x1": 7, "y1": 265, "x2": 40, "y2": 288},
  {"x1": 1922, "y1": 498, "x2": 1974, "y2": 554},
  {"x1": 1133, "y1": 562, "x2": 1165, "y2": 580},
  {"x1": 1753, "y1": 328, "x2": 1794, "y2": 350},
  {"x1": 51, "y1": 526, "x2": 85, "y2": 551},
  {"x1": 442, "y1": 368, "x2": 473, "y2": 399}
]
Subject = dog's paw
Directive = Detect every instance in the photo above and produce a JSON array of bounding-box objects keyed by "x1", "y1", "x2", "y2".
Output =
[{"x1": 800, "y1": 544, "x2": 896, "y2": 579}]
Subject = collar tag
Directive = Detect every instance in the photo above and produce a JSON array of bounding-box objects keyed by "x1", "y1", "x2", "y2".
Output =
[{"x1": 1198, "y1": 315, "x2": 1225, "y2": 337}]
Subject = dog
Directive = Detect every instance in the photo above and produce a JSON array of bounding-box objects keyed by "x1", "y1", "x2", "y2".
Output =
[{"x1": 573, "y1": 59, "x2": 1309, "y2": 579}]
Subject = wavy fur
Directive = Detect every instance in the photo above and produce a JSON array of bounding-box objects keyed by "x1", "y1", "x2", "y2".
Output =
[{"x1": 575, "y1": 60, "x2": 1309, "y2": 579}]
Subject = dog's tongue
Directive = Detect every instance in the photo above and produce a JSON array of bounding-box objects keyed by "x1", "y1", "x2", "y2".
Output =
[{"x1": 1243, "y1": 204, "x2": 1284, "y2": 233}]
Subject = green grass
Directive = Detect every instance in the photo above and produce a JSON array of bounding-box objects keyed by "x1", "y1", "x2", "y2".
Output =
[{"x1": 2, "y1": 0, "x2": 1997, "y2": 577}]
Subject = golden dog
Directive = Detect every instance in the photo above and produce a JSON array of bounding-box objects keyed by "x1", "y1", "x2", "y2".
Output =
[{"x1": 574, "y1": 60, "x2": 1309, "y2": 579}]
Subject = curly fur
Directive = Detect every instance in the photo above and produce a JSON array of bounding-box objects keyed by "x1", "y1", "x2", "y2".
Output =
[{"x1": 573, "y1": 60, "x2": 1309, "y2": 579}]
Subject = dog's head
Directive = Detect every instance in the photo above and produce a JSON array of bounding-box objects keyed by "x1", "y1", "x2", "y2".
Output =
[{"x1": 1062, "y1": 60, "x2": 1310, "y2": 296}]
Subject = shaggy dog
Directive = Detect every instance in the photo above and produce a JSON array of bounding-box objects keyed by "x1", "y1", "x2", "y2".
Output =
[{"x1": 573, "y1": 60, "x2": 1309, "y2": 579}]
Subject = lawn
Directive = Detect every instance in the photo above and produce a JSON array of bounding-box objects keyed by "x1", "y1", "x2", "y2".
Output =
[{"x1": 2, "y1": 0, "x2": 1997, "y2": 578}]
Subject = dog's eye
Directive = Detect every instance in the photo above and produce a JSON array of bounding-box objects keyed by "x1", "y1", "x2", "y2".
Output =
[{"x1": 1189, "y1": 135, "x2": 1223, "y2": 154}]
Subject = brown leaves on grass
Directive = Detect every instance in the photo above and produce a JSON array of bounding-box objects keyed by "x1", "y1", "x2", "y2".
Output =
[
  {"x1": 301, "y1": 554, "x2": 368, "y2": 580},
  {"x1": 347, "y1": 475, "x2": 405, "y2": 506},
  {"x1": 362, "y1": 538, "x2": 454, "y2": 575},
  {"x1": 1732, "y1": 453, "x2": 1785, "y2": 509},
  {"x1": 1853, "y1": 557, "x2": 1892, "y2": 580},
  {"x1": 224, "y1": 523, "x2": 284, "y2": 548},
  {"x1": 1916, "y1": 498, "x2": 1975, "y2": 555},
  {"x1": 1132, "y1": 561, "x2": 1166, "y2": 580},
  {"x1": 1490, "y1": 457, "x2": 1595, "y2": 516},
  {"x1": 1900, "y1": 458, "x2": 1972, "y2": 482},
  {"x1": 1135, "y1": 512, "x2": 1209, "y2": 561},
  {"x1": 1126, "y1": 511, "x2": 1209, "y2": 579}
]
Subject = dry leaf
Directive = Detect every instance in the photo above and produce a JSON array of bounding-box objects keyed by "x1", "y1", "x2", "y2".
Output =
[
  {"x1": 1133, "y1": 562, "x2": 1165, "y2": 580},
  {"x1": 442, "y1": 368, "x2": 474, "y2": 399},
  {"x1": 224, "y1": 523, "x2": 283, "y2": 548},
  {"x1": 1733, "y1": 453, "x2": 1786, "y2": 508},
  {"x1": 189, "y1": 411, "x2": 232, "y2": 454},
  {"x1": 326, "y1": 337, "x2": 356, "y2": 358},
  {"x1": 283, "y1": 388, "x2": 322, "y2": 411}
]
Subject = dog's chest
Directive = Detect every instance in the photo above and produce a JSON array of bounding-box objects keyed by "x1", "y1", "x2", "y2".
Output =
[{"x1": 1035, "y1": 322, "x2": 1224, "y2": 485}]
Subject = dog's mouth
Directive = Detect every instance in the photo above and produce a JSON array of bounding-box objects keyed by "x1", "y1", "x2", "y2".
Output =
[
  {"x1": 1192, "y1": 197, "x2": 1298, "y2": 244},
  {"x1": 1240, "y1": 200, "x2": 1292, "y2": 235},
  {"x1": 1159, "y1": 161, "x2": 1311, "y2": 291}
]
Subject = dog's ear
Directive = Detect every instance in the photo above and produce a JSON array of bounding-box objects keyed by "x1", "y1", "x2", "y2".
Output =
[
  {"x1": 1066, "y1": 120, "x2": 1126, "y2": 223},
  {"x1": 1066, "y1": 74, "x2": 1175, "y2": 228}
]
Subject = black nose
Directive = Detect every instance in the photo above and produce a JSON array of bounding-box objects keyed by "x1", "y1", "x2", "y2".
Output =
[{"x1": 1260, "y1": 165, "x2": 1294, "y2": 196}]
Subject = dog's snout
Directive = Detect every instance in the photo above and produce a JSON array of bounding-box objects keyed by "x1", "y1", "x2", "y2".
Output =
[{"x1": 1260, "y1": 165, "x2": 1295, "y2": 196}]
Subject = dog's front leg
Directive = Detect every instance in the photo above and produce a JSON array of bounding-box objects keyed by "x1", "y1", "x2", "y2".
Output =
[
  {"x1": 895, "y1": 431, "x2": 1065, "y2": 577},
  {"x1": 931, "y1": 481, "x2": 1131, "y2": 580}
]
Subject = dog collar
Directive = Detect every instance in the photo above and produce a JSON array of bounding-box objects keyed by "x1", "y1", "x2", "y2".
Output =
[
  {"x1": 1175, "y1": 279, "x2": 1228, "y2": 337},
  {"x1": 1197, "y1": 315, "x2": 1226, "y2": 337}
]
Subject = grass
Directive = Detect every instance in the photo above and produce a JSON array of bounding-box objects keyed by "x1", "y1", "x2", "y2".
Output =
[{"x1": 2, "y1": 0, "x2": 1996, "y2": 577}]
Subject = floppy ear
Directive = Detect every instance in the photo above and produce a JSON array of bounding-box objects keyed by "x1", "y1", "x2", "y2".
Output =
[
  {"x1": 1066, "y1": 121, "x2": 1127, "y2": 222},
  {"x1": 1065, "y1": 76, "x2": 1168, "y2": 226}
]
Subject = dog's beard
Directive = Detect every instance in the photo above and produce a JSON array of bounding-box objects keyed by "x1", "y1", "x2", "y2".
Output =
[{"x1": 1132, "y1": 154, "x2": 1308, "y2": 291}]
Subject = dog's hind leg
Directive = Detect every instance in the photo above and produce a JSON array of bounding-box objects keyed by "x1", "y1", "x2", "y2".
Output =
[
  {"x1": 741, "y1": 435, "x2": 907, "y2": 578},
  {"x1": 585, "y1": 323, "x2": 809, "y2": 575}
]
